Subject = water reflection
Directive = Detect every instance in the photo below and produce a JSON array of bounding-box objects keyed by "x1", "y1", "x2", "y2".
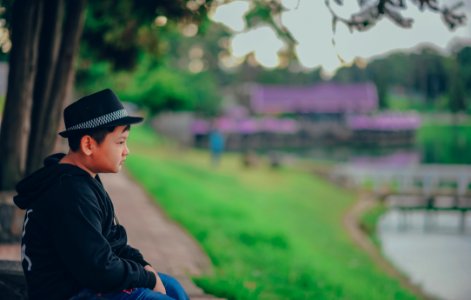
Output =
[
  {"x1": 379, "y1": 210, "x2": 471, "y2": 300},
  {"x1": 295, "y1": 144, "x2": 470, "y2": 166},
  {"x1": 295, "y1": 146, "x2": 420, "y2": 165}
]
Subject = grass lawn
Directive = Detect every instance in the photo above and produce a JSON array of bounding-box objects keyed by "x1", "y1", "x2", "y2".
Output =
[
  {"x1": 0, "y1": 95, "x2": 4, "y2": 116},
  {"x1": 359, "y1": 203, "x2": 387, "y2": 247},
  {"x1": 125, "y1": 125, "x2": 416, "y2": 300}
]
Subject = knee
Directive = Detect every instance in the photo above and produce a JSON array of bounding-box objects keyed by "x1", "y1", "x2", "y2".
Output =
[
  {"x1": 158, "y1": 273, "x2": 181, "y2": 288},
  {"x1": 157, "y1": 273, "x2": 188, "y2": 299}
]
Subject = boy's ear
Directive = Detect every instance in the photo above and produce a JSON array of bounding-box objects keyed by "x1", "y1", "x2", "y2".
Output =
[{"x1": 80, "y1": 135, "x2": 96, "y2": 156}]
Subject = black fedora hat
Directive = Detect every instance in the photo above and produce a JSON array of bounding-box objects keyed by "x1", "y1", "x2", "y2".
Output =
[{"x1": 59, "y1": 88, "x2": 143, "y2": 138}]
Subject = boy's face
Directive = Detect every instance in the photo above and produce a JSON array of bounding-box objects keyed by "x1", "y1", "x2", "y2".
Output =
[{"x1": 91, "y1": 125, "x2": 130, "y2": 173}]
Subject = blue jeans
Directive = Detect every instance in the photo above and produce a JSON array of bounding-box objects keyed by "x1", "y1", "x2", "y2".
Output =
[{"x1": 70, "y1": 273, "x2": 189, "y2": 300}]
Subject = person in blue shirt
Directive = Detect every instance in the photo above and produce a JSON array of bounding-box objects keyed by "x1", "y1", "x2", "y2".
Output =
[{"x1": 209, "y1": 126, "x2": 224, "y2": 167}]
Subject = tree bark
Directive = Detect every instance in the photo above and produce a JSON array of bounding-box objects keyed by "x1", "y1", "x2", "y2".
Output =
[
  {"x1": 0, "y1": 0, "x2": 43, "y2": 190},
  {"x1": 26, "y1": 0, "x2": 64, "y2": 175},
  {"x1": 25, "y1": 0, "x2": 87, "y2": 175}
]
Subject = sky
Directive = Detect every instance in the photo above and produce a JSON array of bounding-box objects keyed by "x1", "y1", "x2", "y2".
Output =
[{"x1": 210, "y1": 0, "x2": 471, "y2": 75}]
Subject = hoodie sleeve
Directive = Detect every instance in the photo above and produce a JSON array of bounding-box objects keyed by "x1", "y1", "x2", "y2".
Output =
[
  {"x1": 118, "y1": 244, "x2": 151, "y2": 267},
  {"x1": 45, "y1": 178, "x2": 156, "y2": 292}
]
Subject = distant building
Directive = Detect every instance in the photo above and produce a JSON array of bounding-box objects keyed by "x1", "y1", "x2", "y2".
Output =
[
  {"x1": 190, "y1": 81, "x2": 419, "y2": 149},
  {"x1": 250, "y1": 82, "x2": 378, "y2": 116}
]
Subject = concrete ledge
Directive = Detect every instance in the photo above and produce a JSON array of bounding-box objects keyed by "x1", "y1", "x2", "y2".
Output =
[
  {"x1": 0, "y1": 191, "x2": 24, "y2": 243},
  {"x1": 0, "y1": 260, "x2": 27, "y2": 300}
]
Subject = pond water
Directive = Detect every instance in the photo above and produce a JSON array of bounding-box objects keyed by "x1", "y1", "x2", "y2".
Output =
[
  {"x1": 292, "y1": 143, "x2": 470, "y2": 166},
  {"x1": 378, "y1": 210, "x2": 471, "y2": 300}
]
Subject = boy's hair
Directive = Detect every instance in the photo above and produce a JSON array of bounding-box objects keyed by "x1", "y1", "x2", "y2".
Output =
[{"x1": 67, "y1": 124, "x2": 131, "y2": 152}]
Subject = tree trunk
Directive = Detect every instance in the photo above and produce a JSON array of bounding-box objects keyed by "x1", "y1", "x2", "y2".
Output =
[
  {"x1": 26, "y1": 0, "x2": 64, "y2": 175},
  {"x1": 0, "y1": 0, "x2": 43, "y2": 190},
  {"x1": 26, "y1": 0, "x2": 87, "y2": 175}
]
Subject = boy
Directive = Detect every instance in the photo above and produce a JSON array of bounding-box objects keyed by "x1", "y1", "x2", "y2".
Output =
[{"x1": 14, "y1": 89, "x2": 189, "y2": 300}]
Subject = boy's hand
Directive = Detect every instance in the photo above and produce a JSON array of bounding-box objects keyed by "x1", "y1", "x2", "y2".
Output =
[{"x1": 144, "y1": 265, "x2": 167, "y2": 295}]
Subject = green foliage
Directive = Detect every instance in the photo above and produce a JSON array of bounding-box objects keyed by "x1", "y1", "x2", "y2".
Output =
[
  {"x1": 245, "y1": 2, "x2": 273, "y2": 27},
  {"x1": 335, "y1": 55, "x2": 411, "y2": 109},
  {"x1": 256, "y1": 67, "x2": 322, "y2": 85},
  {"x1": 410, "y1": 48, "x2": 449, "y2": 101},
  {"x1": 448, "y1": 65, "x2": 466, "y2": 113},
  {"x1": 456, "y1": 47, "x2": 471, "y2": 94},
  {"x1": 76, "y1": 51, "x2": 220, "y2": 115},
  {"x1": 417, "y1": 122, "x2": 471, "y2": 164},
  {"x1": 244, "y1": 0, "x2": 296, "y2": 46},
  {"x1": 76, "y1": 0, "x2": 221, "y2": 115},
  {"x1": 333, "y1": 45, "x2": 471, "y2": 112},
  {"x1": 119, "y1": 58, "x2": 193, "y2": 112},
  {"x1": 118, "y1": 56, "x2": 220, "y2": 114},
  {"x1": 125, "y1": 126, "x2": 417, "y2": 300},
  {"x1": 359, "y1": 203, "x2": 387, "y2": 246},
  {"x1": 81, "y1": 0, "x2": 210, "y2": 69},
  {"x1": 75, "y1": 48, "x2": 115, "y2": 93},
  {"x1": 450, "y1": 45, "x2": 471, "y2": 113},
  {"x1": 387, "y1": 94, "x2": 429, "y2": 111}
]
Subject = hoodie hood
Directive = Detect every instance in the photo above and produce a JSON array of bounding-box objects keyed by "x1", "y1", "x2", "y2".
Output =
[{"x1": 14, "y1": 153, "x2": 90, "y2": 209}]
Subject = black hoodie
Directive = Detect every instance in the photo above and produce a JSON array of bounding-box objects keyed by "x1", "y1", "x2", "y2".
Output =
[{"x1": 14, "y1": 153, "x2": 156, "y2": 300}]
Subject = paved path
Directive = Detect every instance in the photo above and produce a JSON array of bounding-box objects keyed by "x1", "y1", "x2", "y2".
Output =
[
  {"x1": 101, "y1": 171, "x2": 221, "y2": 299},
  {"x1": 0, "y1": 170, "x2": 222, "y2": 300}
]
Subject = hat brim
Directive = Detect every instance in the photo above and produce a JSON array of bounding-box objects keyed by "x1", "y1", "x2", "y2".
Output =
[{"x1": 59, "y1": 116, "x2": 143, "y2": 138}]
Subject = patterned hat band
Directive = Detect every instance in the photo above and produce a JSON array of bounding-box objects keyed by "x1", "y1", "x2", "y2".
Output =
[{"x1": 67, "y1": 109, "x2": 129, "y2": 131}]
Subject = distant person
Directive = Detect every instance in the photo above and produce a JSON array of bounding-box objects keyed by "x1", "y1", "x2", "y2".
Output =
[
  {"x1": 209, "y1": 126, "x2": 224, "y2": 167},
  {"x1": 268, "y1": 151, "x2": 281, "y2": 169},
  {"x1": 14, "y1": 89, "x2": 189, "y2": 300}
]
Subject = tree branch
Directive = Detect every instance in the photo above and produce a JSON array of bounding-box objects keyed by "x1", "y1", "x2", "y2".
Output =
[{"x1": 325, "y1": 0, "x2": 466, "y2": 32}]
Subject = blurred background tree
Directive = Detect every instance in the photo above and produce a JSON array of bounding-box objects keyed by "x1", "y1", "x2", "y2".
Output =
[{"x1": 332, "y1": 45, "x2": 471, "y2": 111}]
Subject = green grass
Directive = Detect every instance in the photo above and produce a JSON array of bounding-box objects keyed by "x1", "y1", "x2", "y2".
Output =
[
  {"x1": 125, "y1": 126, "x2": 416, "y2": 300},
  {"x1": 0, "y1": 95, "x2": 4, "y2": 116},
  {"x1": 359, "y1": 203, "x2": 387, "y2": 247}
]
